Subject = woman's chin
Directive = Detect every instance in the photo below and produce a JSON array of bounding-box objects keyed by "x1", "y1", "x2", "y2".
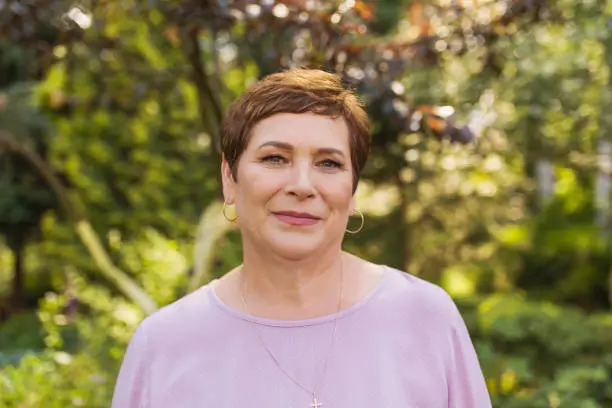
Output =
[{"x1": 265, "y1": 236, "x2": 328, "y2": 260}]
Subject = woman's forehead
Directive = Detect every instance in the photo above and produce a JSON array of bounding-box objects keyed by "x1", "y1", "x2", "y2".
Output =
[{"x1": 248, "y1": 113, "x2": 350, "y2": 151}]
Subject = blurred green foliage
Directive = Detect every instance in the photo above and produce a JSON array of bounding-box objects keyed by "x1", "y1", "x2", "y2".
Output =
[
  {"x1": 469, "y1": 295, "x2": 612, "y2": 406},
  {"x1": 1, "y1": 0, "x2": 612, "y2": 406}
]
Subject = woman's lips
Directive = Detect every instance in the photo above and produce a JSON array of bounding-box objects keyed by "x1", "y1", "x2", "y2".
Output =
[{"x1": 272, "y1": 211, "x2": 320, "y2": 226}]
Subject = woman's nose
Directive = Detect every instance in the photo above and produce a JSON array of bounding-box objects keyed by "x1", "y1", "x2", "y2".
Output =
[{"x1": 284, "y1": 161, "x2": 316, "y2": 199}]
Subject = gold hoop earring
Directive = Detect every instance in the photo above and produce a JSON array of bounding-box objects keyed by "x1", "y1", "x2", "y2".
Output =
[
  {"x1": 346, "y1": 209, "x2": 364, "y2": 234},
  {"x1": 222, "y1": 201, "x2": 238, "y2": 223}
]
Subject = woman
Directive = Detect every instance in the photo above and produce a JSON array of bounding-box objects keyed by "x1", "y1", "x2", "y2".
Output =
[{"x1": 111, "y1": 68, "x2": 491, "y2": 408}]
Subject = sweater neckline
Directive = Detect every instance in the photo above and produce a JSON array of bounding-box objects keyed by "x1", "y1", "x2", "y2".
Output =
[{"x1": 208, "y1": 265, "x2": 392, "y2": 327}]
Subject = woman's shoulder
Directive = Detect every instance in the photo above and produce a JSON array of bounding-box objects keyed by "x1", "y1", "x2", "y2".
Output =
[
  {"x1": 135, "y1": 282, "x2": 221, "y2": 345},
  {"x1": 378, "y1": 267, "x2": 462, "y2": 326}
]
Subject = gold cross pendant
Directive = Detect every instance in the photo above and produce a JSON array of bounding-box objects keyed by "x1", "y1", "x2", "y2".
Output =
[{"x1": 310, "y1": 395, "x2": 322, "y2": 408}]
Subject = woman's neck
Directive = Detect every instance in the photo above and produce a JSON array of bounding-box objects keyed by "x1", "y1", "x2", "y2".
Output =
[
  {"x1": 237, "y1": 249, "x2": 347, "y2": 320},
  {"x1": 214, "y1": 251, "x2": 384, "y2": 321}
]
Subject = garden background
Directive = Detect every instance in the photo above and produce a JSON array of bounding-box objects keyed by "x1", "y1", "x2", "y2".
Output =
[{"x1": 1, "y1": 0, "x2": 612, "y2": 406}]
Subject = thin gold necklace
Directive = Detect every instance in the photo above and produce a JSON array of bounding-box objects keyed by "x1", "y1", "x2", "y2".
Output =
[{"x1": 238, "y1": 262, "x2": 344, "y2": 408}]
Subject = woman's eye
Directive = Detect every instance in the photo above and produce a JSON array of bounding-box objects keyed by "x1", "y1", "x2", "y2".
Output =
[
  {"x1": 319, "y1": 159, "x2": 343, "y2": 169},
  {"x1": 261, "y1": 155, "x2": 286, "y2": 164}
]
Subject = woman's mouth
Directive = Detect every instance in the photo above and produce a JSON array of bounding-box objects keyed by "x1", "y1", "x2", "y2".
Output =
[{"x1": 272, "y1": 211, "x2": 321, "y2": 226}]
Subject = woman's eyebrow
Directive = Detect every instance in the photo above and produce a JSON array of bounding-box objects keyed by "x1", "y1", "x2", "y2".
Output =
[
  {"x1": 257, "y1": 141, "x2": 293, "y2": 150},
  {"x1": 317, "y1": 147, "x2": 345, "y2": 158},
  {"x1": 256, "y1": 141, "x2": 346, "y2": 158}
]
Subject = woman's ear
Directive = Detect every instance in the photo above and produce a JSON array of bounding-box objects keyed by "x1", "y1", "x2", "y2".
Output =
[{"x1": 221, "y1": 156, "x2": 236, "y2": 204}]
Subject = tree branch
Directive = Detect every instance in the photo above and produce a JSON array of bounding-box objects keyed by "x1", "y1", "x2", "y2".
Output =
[
  {"x1": 188, "y1": 200, "x2": 236, "y2": 293},
  {"x1": 0, "y1": 132, "x2": 157, "y2": 315},
  {"x1": 183, "y1": 26, "x2": 224, "y2": 163}
]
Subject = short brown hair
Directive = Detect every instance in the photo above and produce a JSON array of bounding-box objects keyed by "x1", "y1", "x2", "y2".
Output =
[{"x1": 221, "y1": 68, "x2": 371, "y2": 192}]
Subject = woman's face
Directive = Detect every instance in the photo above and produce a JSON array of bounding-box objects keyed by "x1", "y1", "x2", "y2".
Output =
[{"x1": 222, "y1": 112, "x2": 355, "y2": 260}]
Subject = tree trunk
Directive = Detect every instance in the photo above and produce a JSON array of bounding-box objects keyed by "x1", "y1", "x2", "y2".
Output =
[
  {"x1": 182, "y1": 27, "x2": 223, "y2": 163},
  {"x1": 398, "y1": 155, "x2": 422, "y2": 275},
  {"x1": 397, "y1": 175, "x2": 411, "y2": 274},
  {"x1": 9, "y1": 236, "x2": 25, "y2": 309},
  {"x1": 535, "y1": 158, "x2": 555, "y2": 207},
  {"x1": 603, "y1": 34, "x2": 612, "y2": 310},
  {"x1": 523, "y1": 117, "x2": 545, "y2": 212},
  {"x1": 596, "y1": 140, "x2": 612, "y2": 233}
]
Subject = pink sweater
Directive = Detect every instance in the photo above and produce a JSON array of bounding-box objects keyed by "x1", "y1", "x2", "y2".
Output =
[{"x1": 111, "y1": 267, "x2": 491, "y2": 408}]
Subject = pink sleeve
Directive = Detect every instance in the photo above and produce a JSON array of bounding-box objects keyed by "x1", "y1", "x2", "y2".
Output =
[
  {"x1": 111, "y1": 323, "x2": 150, "y2": 408},
  {"x1": 446, "y1": 303, "x2": 492, "y2": 408}
]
